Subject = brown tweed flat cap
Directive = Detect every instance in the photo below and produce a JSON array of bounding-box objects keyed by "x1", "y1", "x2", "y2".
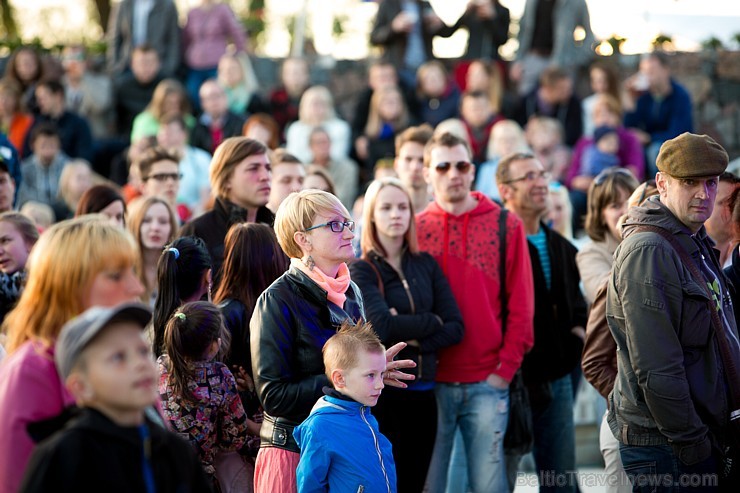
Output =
[{"x1": 656, "y1": 132, "x2": 729, "y2": 178}]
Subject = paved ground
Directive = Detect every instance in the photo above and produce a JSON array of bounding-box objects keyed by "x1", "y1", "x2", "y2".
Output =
[{"x1": 514, "y1": 467, "x2": 610, "y2": 493}]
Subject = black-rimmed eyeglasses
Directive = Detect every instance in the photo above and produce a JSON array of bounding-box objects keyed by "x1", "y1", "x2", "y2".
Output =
[{"x1": 305, "y1": 221, "x2": 355, "y2": 233}]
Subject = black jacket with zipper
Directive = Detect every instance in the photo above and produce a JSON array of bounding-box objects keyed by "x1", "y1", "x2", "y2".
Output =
[
  {"x1": 350, "y1": 250, "x2": 464, "y2": 383},
  {"x1": 19, "y1": 407, "x2": 212, "y2": 492},
  {"x1": 250, "y1": 265, "x2": 365, "y2": 452}
]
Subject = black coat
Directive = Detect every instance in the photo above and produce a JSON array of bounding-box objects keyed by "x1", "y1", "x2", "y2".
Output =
[
  {"x1": 180, "y1": 197, "x2": 274, "y2": 287},
  {"x1": 190, "y1": 112, "x2": 246, "y2": 154},
  {"x1": 250, "y1": 266, "x2": 365, "y2": 451},
  {"x1": 511, "y1": 89, "x2": 583, "y2": 147},
  {"x1": 19, "y1": 408, "x2": 212, "y2": 492},
  {"x1": 522, "y1": 224, "x2": 587, "y2": 387},
  {"x1": 350, "y1": 251, "x2": 463, "y2": 382}
]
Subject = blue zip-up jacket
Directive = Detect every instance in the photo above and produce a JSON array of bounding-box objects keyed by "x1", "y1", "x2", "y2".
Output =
[{"x1": 294, "y1": 391, "x2": 396, "y2": 493}]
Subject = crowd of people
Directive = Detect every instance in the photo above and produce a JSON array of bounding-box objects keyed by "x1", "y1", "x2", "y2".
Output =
[{"x1": 0, "y1": 0, "x2": 737, "y2": 492}]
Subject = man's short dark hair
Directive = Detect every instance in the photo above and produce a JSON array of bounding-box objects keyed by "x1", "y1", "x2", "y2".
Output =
[
  {"x1": 271, "y1": 148, "x2": 302, "y2": 165},
  {"x1": 37, "y1": 79, "x2": 65, "y2": 97},
  {"x1": 30, "y1": 122, "x2": 61, "y2": 146}
]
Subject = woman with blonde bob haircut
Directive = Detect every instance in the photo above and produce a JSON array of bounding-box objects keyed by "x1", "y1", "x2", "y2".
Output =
[
  {"x1": 350, "y1": 178, "x2": 463, "y2": 492},
  {"x1": 250, "y1": 188, "x2": 414, "y2": 492},
  {"x1": 0, "y1": 215, "x2": 144, "y2": 493}
]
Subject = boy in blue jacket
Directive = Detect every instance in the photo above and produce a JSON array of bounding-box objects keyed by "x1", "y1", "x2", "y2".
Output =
[{"x1": 294, "y1": 320, "x2": 397, "y2": 493}]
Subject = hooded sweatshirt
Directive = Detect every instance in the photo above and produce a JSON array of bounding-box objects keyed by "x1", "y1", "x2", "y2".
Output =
[
  {"x1": 416, "y1": 192, "x2": 535, "y2": 383},
  {"x1": 294, "y1": 390, "x2": 396, "y2": 493}
]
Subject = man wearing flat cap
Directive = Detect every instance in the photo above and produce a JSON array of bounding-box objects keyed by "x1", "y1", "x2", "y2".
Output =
[{"x1": 606, "y1": 132, "x2": 740, "y2": 491}]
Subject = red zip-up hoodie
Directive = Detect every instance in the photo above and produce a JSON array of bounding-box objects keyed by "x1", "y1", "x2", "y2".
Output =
[{"x1": 417, "y1": 192, "x2": 534, "y2": 383}]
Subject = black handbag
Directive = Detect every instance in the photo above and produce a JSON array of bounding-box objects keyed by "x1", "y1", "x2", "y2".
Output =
[{"x1": 498, "y1": 208, "x2": 534, "y2": 455}]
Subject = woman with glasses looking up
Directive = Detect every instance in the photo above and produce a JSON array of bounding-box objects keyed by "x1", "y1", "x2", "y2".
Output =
[
  {"x1": 350, "y1": 177, "x2": 463, "y2": 492},
  {"x1": 250, "y1": 189, "x2": 415, "y2": 492}
]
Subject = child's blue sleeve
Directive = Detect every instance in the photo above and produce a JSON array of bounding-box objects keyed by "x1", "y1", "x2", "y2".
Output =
[{"x1": 295, "y1": 425, "x2": 330, "y2": 493}]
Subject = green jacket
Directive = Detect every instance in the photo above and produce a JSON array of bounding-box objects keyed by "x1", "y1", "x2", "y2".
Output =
[{"x1": 606, "y1": 196, "x2": 738, "y2": 465}]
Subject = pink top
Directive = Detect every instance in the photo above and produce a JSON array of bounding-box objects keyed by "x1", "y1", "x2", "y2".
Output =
[
  {"x1": 182, "y1": 3, "x2": 246, "y2": 69},
  {"x1": 0, "y1": 340, "x2": 75, "y2": 493}
]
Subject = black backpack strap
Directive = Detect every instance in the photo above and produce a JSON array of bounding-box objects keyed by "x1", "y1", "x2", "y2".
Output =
[{"x1": 499, "y1": 208, "x2": 508, "y2": 335}]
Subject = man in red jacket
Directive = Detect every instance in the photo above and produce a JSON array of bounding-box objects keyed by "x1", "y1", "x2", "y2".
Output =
[{"x1": 417, "y1": 132, "x2": 534, "y2": 492}]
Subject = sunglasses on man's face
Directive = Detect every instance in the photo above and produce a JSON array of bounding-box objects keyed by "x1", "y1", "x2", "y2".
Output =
[{"x1": 433, "y1": 161, "x2": 472, "y2": 174}]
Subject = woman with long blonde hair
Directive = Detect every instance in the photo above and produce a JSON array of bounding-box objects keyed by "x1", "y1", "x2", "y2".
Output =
[
  {"x1": 0, "y1": 216, "x2": 144, "y2": 493},
  {"x1": 128, "y1": 196, "x2": 179, "y2": 306}
]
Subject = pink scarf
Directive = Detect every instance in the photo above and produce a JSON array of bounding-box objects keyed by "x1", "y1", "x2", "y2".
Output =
[{"x1": 290, "y1": 258, "x2": 351, "y2": 307}]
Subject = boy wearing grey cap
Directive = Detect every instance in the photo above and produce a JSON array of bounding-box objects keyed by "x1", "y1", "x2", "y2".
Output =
[{"x1": 19, "y1": 303, "x2": 213, "y2": 493}]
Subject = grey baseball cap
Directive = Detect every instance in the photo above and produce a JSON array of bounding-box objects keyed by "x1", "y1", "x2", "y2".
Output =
[{"x1": 55, "y1": 303, "x2": 152, "y2": 379}]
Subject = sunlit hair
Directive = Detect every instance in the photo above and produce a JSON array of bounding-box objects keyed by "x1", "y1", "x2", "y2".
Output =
[
  {"x1": 242, "y1": 113, "x2": 280, "y2": 149},
  {"x1": 433, "y1": 119, "x2": 470, "y2": 149},
  {"x1": 146, "y1": 78, "x2": 191, "y2": 121},
  {"x1": 361, "y1": 177, "x2": 418, "y2": 257},
  {"x1": 298, "y1": 85, "x2": 336, "y2": 126},
  {"x1": 3, "y1": 216, "x2": 137, "y2": 353},
  {"x1": 0, "y1": 211, "x2": 39, "y2": 251},
  {"x1": 423, "y1": 131, "x2": 472, "y2": 167},
  {"x1": 592, "y1": 94, "x2": 623, "y2": 120},
  {"x1": 323, "y1": 319, "x2": 385, "y2": 380},
  {"x1": 209, "y1": 137, "x2": 268, "y2": 200},
  {"x1": 395, "y1": 124, "x2": 433, "y2": 155},
  {"x1": 487, "y1": 120, "x2": 529, "y2": 161},
  {"x1": 364, "y1": 85, "x2": 410, "y2": 139},
  {"x1": 127, "y1": 196, "x2": 178, "y2": 303},
  {"x1": 212, "y1": 223, "x2": 288, "y2": 353},
  {"x1": 162, "y1": 301, "x2": 230, "y2": 402},
  {"x1": 585, "y1": 169, "x2": 639, "y2": 242},
  {"x1": 57, "y1": 159, "x2": 93, "y2": 211},
  {"x1": 274, "y1": 189, "x2": 350, "y2": 259}
]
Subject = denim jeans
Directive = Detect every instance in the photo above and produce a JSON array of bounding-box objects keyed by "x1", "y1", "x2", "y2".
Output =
[
  {"x1": 506, "y1": 374, "x2": 577, "y2": 492},
  {"x1": 619, "y1": 443, "x2": 719, "y2": 493},
  {"x1": 425, "y1": 381, "x2": 509, "y2": 493}
]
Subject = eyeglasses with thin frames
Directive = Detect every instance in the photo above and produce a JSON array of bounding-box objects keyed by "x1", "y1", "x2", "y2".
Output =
[
  {"x1": 305, "y1": 221, "x2": 356, "y2": 233},
  {"x1": 503, "y1": 170, "x2": 551, "y2": 185},
  {"x1": 145, "y1": 172, "x2": 182, "y2": 182},
  {"x1": 433, "y1": 161, "x2": 472, "y2": 174}
]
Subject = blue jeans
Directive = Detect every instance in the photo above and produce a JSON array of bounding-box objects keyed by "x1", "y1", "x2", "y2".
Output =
[
  {"x1": 619, "y1": 443, "x2": 719, "y2": 493},
  {"x1": 425, "y1": 381, "x2": 509, "y2": 493},
  {"x1": 506, "y1": 375, "x2": 577, "y2": 492}
]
